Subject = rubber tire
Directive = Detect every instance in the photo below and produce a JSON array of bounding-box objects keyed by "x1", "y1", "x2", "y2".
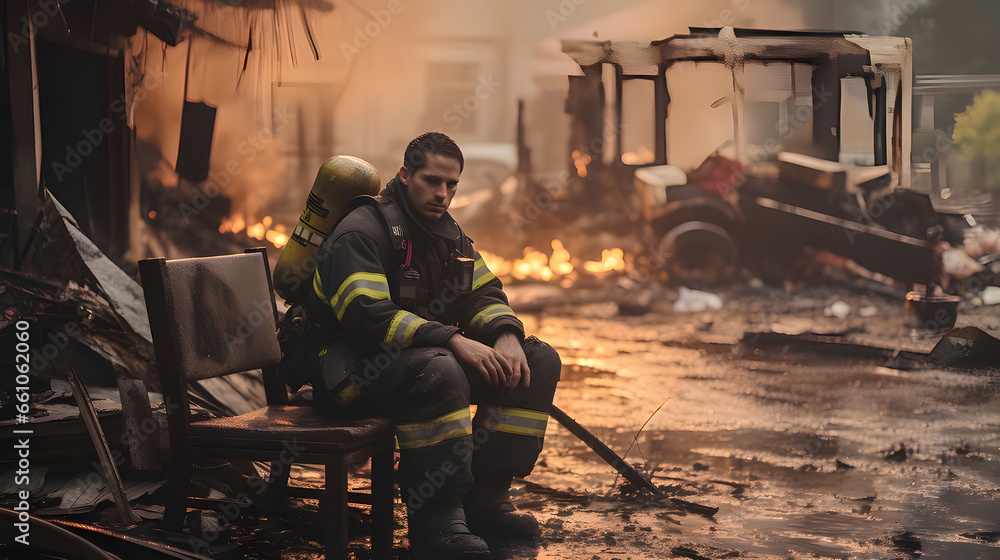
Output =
[{"x1": 658, "y1": 220, "x2": 740, "y2": 288}]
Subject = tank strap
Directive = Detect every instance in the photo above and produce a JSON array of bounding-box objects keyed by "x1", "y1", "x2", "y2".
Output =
[
  {"x1": 376, "y1": 197, "x2": 413, "y2": 268},
  {"x1": 347, "y1": 195, "x2": 413, "y2": 268}
]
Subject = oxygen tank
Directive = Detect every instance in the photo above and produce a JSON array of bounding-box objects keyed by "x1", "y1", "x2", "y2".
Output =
[{"x1": 273, "y1": 155, "x2": 381, "y2": 303}]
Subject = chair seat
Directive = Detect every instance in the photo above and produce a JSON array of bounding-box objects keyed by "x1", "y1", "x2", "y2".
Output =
[{"x1": 188, "y1": 406, "x2": 395, "y2": 452}]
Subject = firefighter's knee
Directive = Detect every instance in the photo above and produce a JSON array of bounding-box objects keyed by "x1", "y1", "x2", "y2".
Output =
[
  {"x1": 524, "y1": 336, "x2": 561, "y2": 398},
  {"x1": 408, "y1": 348, "x2": 471, "y2": 405}
]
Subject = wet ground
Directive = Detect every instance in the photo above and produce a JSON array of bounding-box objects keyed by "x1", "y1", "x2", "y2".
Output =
[
  {"x1": 501, "y1": 283, "x2": 1000, "y2": 560},
  {"x1": 26, "y1": 283, "x2": 996, "y2": 559},
  {"x1": 236, "y1": 282, "x2": 999, "y2": 559}
]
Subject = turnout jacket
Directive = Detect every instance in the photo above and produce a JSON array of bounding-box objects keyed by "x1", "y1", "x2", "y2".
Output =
[{"x1": 306, "y1": 176, "x2": 524, "y2": 357}]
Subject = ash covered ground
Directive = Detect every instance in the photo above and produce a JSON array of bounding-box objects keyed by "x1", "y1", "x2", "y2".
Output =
[
  {"x1": 501, "y1": 282, "x2": 1000, "y2": 560},
  {"x1": 253, "y1": 282, "x2": 999, "y2": 559}
]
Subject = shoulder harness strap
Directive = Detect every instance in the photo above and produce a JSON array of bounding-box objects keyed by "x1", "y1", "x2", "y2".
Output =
[
  {"x1": 454, "y1": 223, "x2": 475, "y2": 257},
  {"x1": 348, "y1": 195, "x2": 413, "y2": 269}
]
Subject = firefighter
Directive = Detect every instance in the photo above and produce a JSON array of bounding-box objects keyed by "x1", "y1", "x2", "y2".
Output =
[{"x1": 297, "y1": 132, "x2": 561, "y2": 558}]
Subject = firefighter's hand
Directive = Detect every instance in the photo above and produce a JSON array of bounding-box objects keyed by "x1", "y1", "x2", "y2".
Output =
[
  {"x1": 494, "y1": 332, "x2": 529, "y2": 394},
  {"x1": 447, "y1": 333, "x2": 512, "y2": 388}
]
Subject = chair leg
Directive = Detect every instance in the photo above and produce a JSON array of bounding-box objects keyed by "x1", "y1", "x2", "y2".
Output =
[
  {"x1": 323, "y1": 459, "x2": 349, "y2": 560},
  {"x1": 264, "y1": 459, "x2": 292, "y2": 505},
  {"x1": 371, "y1": 450, "x2": 395, "y2": 559},
  {"x1": 163, "y1": 462, "x2": 193, "y2": 532}
]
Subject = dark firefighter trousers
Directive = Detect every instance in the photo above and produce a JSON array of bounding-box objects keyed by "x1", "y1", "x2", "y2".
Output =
[{"x1": 312, "y1": 336, "x2": 561, "y2": 511}]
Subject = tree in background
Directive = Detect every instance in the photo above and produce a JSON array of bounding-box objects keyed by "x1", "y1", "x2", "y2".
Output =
[
  {"x1": 894, "y1": 0, "x2": 1000, "y2": 141},
  {"x1": 953, "y1": 90, "x2": 1000, "y2": 191}
]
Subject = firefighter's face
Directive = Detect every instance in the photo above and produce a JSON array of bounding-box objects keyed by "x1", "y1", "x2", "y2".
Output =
[{"x1": 399, "y1": 153, "x2": 462, "y2": 222}]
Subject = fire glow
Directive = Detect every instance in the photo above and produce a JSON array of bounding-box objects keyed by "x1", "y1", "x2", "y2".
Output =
[
  {"x1": 480, "y1": 239, "x2": 625, "y2": 285},
  {"x1": 571, "y1": 150, "x2": 591, "y2": 178},
  {"x1": 583, "y1": 248, "x2": 625, "y2": 274},
  {"x1": 219, "y1": 214, "x2": 289, "y2": 248}
]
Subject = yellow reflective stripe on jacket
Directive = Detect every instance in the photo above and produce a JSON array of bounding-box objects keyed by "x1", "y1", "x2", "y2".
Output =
[
  {"x1": 470, "y1": 303, "x2": 516, "y2": 329},
  {"x1": 330, "y1": 272, "x2": 390, "y2": 321},
  {"x1": 472, "y1": 257, "x2": 497, "y2": 290},
  {"x1": 396, "y1": 408, "x2": 473, "y2": 450},
  {"x1": 313, "y1": 270, "x2": 330, "y2": 305},
  {"x1": 384, "y1": 310, "x2": 428, "y2": 346},
  {"x1": 475, "y1": 405, "x2": 548, "y2": 437}
]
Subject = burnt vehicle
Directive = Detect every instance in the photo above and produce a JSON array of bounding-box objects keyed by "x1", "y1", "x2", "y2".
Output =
[{"x1": 551, "y1": 27, "x2": 992, "y2": 288}]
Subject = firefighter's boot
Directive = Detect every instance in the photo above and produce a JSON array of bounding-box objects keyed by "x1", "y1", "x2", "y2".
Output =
[
  {"x1": 464, "y1": 476, "x2": 540, "y2": 538},
  {"x1": 407, "y1": 496, "x2": 491, "y2": 559}
]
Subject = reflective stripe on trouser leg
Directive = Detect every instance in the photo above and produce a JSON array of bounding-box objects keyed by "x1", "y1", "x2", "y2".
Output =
[
  {"x1": 391, "y1": 353, "x2": 476, "y2": 509},
  {"x1": 474, "y1": 405, "x2": 548, "y2": 437},
  {"x1": 396, "y1": 408, "x2": 474, "y2": 509},
  {"x1": 395, "y1": 408, "x2": 473, "y2": 450},
  {"x1": 471, "y1": 405, "x2": 549, "y2": 479}
]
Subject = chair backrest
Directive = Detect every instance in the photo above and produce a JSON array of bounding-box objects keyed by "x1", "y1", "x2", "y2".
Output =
[{"x1": 140, "y1": 249, "x2": 283, "y2": 421}]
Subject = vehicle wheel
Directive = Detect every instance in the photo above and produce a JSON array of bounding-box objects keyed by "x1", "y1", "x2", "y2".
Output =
[{"x1": 657, "y1": 220, "x2": 740, "y2": 288}]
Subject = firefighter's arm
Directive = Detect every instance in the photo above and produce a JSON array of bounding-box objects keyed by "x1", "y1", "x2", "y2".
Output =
[
  {"x1": 456, "y1": 251, "x2": 525, "y2": 345},
  {"x1": 313, "y1": 230, "x2": 457, "y2": 348},
  {"x1": 454, "y1": 250, "x2": 529, "y2": 392}
]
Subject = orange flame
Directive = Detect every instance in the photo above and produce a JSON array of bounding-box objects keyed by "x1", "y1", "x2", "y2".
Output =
[
  {"x1": 621, "y1": 145, "x2": 655, "y2": 165},
  {"x1": 481, "y1": 251, "x2": 512, "y2": 278},
  {"x1": 583, "y1": 247, "x2": 625, "y2": 274},
  {"x1": 513, "y1": 248, "x2": 550, "y2": 281},
  {"x1": 480, "y1": 239, "x2": 623, "y2": 285},
  {"x1": 266, "y1": 229, "x2": 289, "y2": 247},
  {"x1": 571, "y1": 149, "x2": 591, "y2": 178},
  {"x1": 219, "y1": 215, "x2": 246, "y2": 234},
  {"x1": 219, "y1": 214, "x2": 288, "y2": 248},
  {"x1": 247, "y1": 222, "x2": 266, "y2": 240},
  {"x1": 549, "y1": 239, "x2": 574, "y2": 275}
]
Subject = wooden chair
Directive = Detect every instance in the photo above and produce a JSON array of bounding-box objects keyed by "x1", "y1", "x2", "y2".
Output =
[{"x1": 139, "y1": 247, "x2": 396, "y2": 559}]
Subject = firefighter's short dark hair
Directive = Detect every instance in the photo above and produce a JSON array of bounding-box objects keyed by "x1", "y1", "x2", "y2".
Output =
[{"x1": 403, "y1": 132, "x2": 464, "y2": 174}]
